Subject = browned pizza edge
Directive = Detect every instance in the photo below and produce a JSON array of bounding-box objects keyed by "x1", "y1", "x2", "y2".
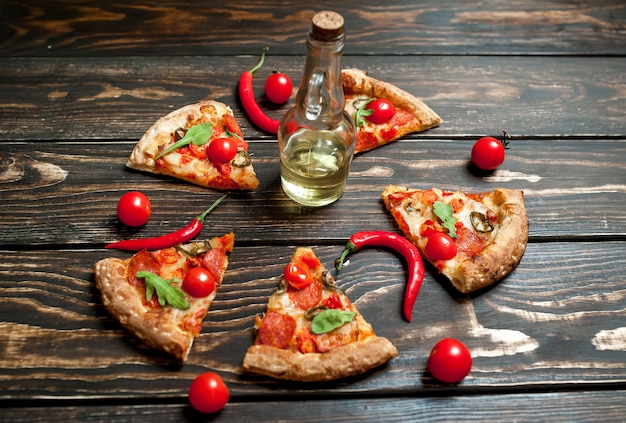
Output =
[{"x1": 242, "y1": 336, "x2": 398, "y2": 382}]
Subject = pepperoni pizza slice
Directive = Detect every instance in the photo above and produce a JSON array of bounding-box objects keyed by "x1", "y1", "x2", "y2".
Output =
[
  {"x1": 94, "y1": 233, "x2": 234, "y2": 361},
  {"x1": 342, "y1": 69, "x2": 442, "y2": 154},
  {"x1": 243, "y1": 247, "x2": 398, "y2": 382},
  {"x1": 127, "y1": 100, "x2": 259, "y2": 190},
  {"x1": 382, "y1": 185, "x2": 528, "y2": 293}
]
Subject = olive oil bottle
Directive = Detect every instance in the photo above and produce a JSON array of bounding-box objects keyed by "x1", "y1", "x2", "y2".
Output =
[{"x1": 278, "y1": 11, "x2": 356, "y2": 207}]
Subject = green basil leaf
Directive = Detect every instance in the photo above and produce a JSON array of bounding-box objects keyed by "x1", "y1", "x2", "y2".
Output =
[
  {"x1": 310, "y1": 309, "x2": 356, "y2": 334},
  {"x1": 136, "y1": 271, "x2": 190, "y2": 310},
  {"x1": 155, "y1": 123, "x2": 213, "y2": 160},
  {"x1": 433, "y1": 201, "x2": 457, "y2": 238}
]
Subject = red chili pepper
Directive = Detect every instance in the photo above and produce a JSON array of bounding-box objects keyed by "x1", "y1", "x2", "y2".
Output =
[
  {"x1": 335, "y1": 231, "x2": 425, "y2": 322},
  {"x1": 105, "y1": 194, "x2": 227, "y2": 251},
  {"x1": 238, "y1": 47, "x2": 280, "y2": 134}
]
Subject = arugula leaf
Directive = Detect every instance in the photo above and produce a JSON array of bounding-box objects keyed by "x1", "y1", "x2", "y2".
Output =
[
  {"x1": 155, "y1": 123, "x2": 213, "y2": 160},
  {"x1": 224, "y1": 129, "x2": 241, "y2": 139},
  {"x1": 353, "y1": 98, "x2": 374, "y2": 128},
  {"x1": 310, "y1": 309, "x2": 356, "y2": 334},
  {"x1": 433, "y1": 201, "x2": 457, "y2": 238},
  {"x1": 136, "y1": 271, "x2": 190, "y2": 310}
]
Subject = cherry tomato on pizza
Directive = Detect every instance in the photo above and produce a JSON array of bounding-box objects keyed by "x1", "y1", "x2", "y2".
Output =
[
  {"x1": 182, "y1": 267, "x2": 216, "y2": 298},
  {"x1": 427, "y1": 338, "x2": 472, "y2": 383},
  {"x1": 471, "y1": 131, "x2": 510, "y2": 170},
  {"x1": 265, "y1": 70, "x2": 293, "y2": 104},
  {"x1": 207, "y1": 137, "x2": 238, "y2": 164},
  {"x1": 424, "y1": 232, "x2": 457, "y2": 261},
  {"x1": 365, "y1": 98, "x2": 396, "y2": 124},
  {"x1": 116, "y1": 191, "x2": 151, "y2": 227},
  {"x1": 284, "y1": 261, "x2": 315, "y2": 290},
  {"x1": 188, "y1": 372, "x2": 230, "y2": 414}
]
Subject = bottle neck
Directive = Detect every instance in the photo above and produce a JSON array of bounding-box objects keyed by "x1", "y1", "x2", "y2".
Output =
[{"x1": 295, "y1": 32, "x2": 346, "y2": 126}]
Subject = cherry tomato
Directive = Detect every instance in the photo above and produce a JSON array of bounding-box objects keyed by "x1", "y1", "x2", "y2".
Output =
[
  {"x1": 182, "y1": 267, "x2": 216, "y2": 298},
  {"x1": 116, "y1": 191, "x2": 151, "y2": 227},
  {"x1": 284, "y1": 261, "x2": 315, "y2": 290},
  {"x1": 188, "y1": 372, "x2": 229, "y2": 414},
  {"x1": 365, "y1": 99, "x2": 396, "y2": 124},
  {"x1": 265, "y1": 71, "x2": 293, "y2": 104},
  {"x1": 424, "y1": 232, "x2": 457, "y2": 261},
  {"x1": 427, "y1": 338, "x2": 472, "y2": 383},
  {"x1": 206, "y1": 137, "x2": 238, "y2": 164},
  {"x1": 471, "y1": 136, "x2": 506, "y2": 170}
]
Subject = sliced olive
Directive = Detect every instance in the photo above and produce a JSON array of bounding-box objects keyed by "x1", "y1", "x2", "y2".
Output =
[
  {"x1": 174, "y1": 127, "x2": 188, "y2": 141},
  {"x1": 176, "y1": 240, "x2": 213, "y2": 256},
  {"x1": 405, "y1": 201, "x2": 421, "y2": 214},
  {"x1": 232, "y1": 150, "x2": 252, "y2": 167},
  {"x1": 304, "y1": 306, "x2": 328, "y2": 320},
  {"x1": 470, "y1": 211, "x2": 494, "y2": 233}
]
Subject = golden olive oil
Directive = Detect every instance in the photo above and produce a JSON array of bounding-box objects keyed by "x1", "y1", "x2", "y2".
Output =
[{"x1": 280, "y1": 130, "x2": 350, "y2": 207}]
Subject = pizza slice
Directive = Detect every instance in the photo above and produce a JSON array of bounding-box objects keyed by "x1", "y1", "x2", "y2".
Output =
[
  {"x1": 382, "y1": 185, "x2": 528, "y2": 293},
  {"x1": 243, "y1": 247, "x2": 398, "y2": 382},
  {"x1": 127, "y1": 100, "x2": 259, "y2": 190},
  {"x1": 342, "y1": 69, "x2": 443, "y2": 154},
  {"x1": 94, "y1": 233, "x2": 234, "y2": 361}
]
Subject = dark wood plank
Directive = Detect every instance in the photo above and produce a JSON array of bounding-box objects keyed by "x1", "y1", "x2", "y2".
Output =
[
  {"x1": 4, "y1": 390, "x2": 626, "y2": 423},
  {"x1": 1, "y1": 242, "x2": 626, "y2": 399},
  {"x1": 1, "y1": 56, "x2": 625, "y2": 141},
  {"x1": 1, "y1": 139, "x2": 624, "y2": 247},
  {"x1": 1, "y1": 0, "x2": 625, "y2": 57}
]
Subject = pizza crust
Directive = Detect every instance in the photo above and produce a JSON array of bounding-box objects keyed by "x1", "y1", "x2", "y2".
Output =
[
  {"x1": 243, "y1": 336, "x2": 398, "y2": 382},
  {"x1": 126, "y1": 100, "x2": 259, "y2": 190},
  {"x1": 94, "y1": 258, "x2": 200, "y2": 361}
]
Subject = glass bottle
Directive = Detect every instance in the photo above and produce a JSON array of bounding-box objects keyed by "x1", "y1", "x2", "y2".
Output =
[{"x1": 278, "y1": 11, "x2": 356, "y2": 207}]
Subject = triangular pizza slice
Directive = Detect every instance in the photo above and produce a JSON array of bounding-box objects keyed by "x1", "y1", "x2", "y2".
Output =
[
  {"x1": 382, "y1": 185, "x2": 528, "y2": 293},
  {"x1": 243, "y1": 247, "x2": 397, "y2": 382},
  {"x1": 94, "y1": 233, "x2": 234, "y2": 361},
  {"x1": 342, "y1": 69, "x2": 442, "y2": 154},
  {"x1": 127, "y1": 100, "x2": 259, "y2": 190}
]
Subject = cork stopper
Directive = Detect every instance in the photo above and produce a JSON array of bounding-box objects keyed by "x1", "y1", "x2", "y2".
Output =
[{"x1": 311, "y1": 11, "x2": 344, "y2": 41}]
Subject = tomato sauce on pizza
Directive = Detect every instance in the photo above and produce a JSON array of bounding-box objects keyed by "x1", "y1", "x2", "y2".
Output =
[{"x1": 243, "y1": 247, "x2": 398, "y2": 382}]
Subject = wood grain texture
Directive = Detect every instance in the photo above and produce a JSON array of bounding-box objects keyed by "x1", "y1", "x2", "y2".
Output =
[
  {"x1": 4, "y1": 391, "x2": 626, "y2": 422},
  {"x1": 1, "y1": 56, "x2": 624, "y2": 140},
  {"x1": 1, "y1": 0, "x2": 625, "y2": 420},
  {"x1": 1, "y1": 0, "x2": 624, "y2": 57},
  {"x1": 0, "y1": 139, "x2": 624, "y2": 247},
  {"x1": 1, "y1": 242, "x2": 625, "y2": 400}
]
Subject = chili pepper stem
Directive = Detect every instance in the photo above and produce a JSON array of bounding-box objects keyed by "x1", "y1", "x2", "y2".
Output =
[
  {"x1": 335, "y1": 242, "x2": 357, "y2": 271},
  {"x1": 196, "y1": 194, "x2": 228, "y2": 222},
  {"x1": 249, "y1": 47, "x2": 269, "y2": 74}
]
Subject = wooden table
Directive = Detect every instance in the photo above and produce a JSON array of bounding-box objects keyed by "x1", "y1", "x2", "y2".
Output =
[{"x1": 1, "y1": 1, "x2": 625, "y2": 421}]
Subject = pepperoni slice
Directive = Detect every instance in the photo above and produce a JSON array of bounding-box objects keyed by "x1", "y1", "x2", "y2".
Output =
[
  {"x1": 456, "y1": 225, "x2": 486, "y2": 258},
  {"x1": 127, "y1": 250, "x2": 160, "y2": 287},
  {"x1": 255, "y1": 312, "x2": 296, "y2": 349},
  {"x1": 201, "y1": 248, "x2": 227, "y2": 282},
  {"x1": 288, "y1": 279, "x2": 323, "y2": 310},
  {"x1": 388, "y1": 109, "x2": 413, "y2": 127}
]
